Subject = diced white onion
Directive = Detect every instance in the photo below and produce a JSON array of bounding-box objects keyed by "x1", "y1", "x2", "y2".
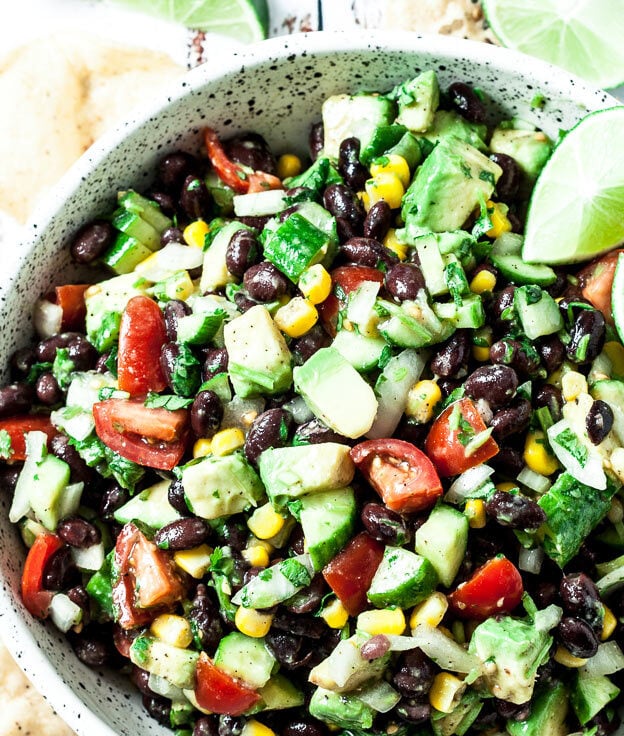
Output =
[
  {"x1": 233, "y1": 189, "x2": 287, "y2": 217},
  {"x1": 33, "y1": 298, "x2": 63, "y2": 339},
  {"x1": 9, "y1": 431, "x2": 48, "y2": 523},
  {"x1": 518, "y1": 546, "x2": 544, "y2": 574},
  {"x1": 445, "y1": 465, "x2": 495, "y2": 504},
  {"x1": 222, "y1": 396, "x2": 266, "y2": 431},
  {"x1": 49, "y1": 593, "x2": 82, "y2": 633},
  {"x1": 356, "y1": 680, "x2": 401, "y2": 712},
  {"x1": 517, "y1": 466, "x2": 551, "y2": 494},
  {"x1": 547, "y1": 419, "x2": 606, "y2": 490},
  {"x1": 51, "y1": 408, "x2": 95, "y2": 442},
  {"x1": 403, "y1": 625, "x2": 481, "y2": 674},
  {"x1": 282, "y1": 396, "x2": 314, "y2": 424},
  {"x1": 134, "y1": 243, "x2": 204, "y2": 282},
  {"x1": 346, "y1": 281, "x2": 381, "y2": 326},
  {"x1": 72, "y1": 541, "x2": 105, "y2": 573},
  {"x1": 582, "y1": 641, "x2": 624, "y2": 676}
]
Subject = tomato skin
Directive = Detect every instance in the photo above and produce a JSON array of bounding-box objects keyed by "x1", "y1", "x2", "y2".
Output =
[
  {"x1": 117, "y1": 296, "x2": 168, "y2": 396},
  {"x1": 195, "y1": 654, "x2": 261, "y2": 715},
  {"x1": 578, "y1": 249, "x2": 624, "y2": 324},
  {"x1": 322, "y1": 532, "x2": 384, "y2": 616},
  {"x1": 204, "y1": 128, "x2": 250, "y2": 194},
  {"x1": 350, "y1": 439, "x2": 443, "y2": 513},
  {"x1": 51, "y1": 284, "x2": 90, "y2": 331},
  {"x1": 93, "y1": 399, "x2": 189, "y2": 471},
  {"x1": 318, "y1": 266, "x2": 385, "y2": 337},
  {"x1": 448, "y1": 556, "x2": 524, "y2": 620},
  {"x1": 425, "y1": 398, "x2": 499, "y2": 477},
  {"x1": 0, "y1": 416, "x2": 56, "y2": 461},
  {"x1": 21, "y1": 533, "x2": 64, "y2": 618}
]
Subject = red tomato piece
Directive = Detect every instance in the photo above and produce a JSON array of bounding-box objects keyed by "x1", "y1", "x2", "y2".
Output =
[
  {"x1": 351, "y1": 439, "x2": 443, "y2": 513},
  {"x1": 448, "y1": 556, "x2": 524, "y2": 620},
  {"x1": 113, "y1": 624, "x2": 140, "y2": 658},
  {"x1": 247, "y1": 171, "x2": 283, "y2": 193},
  {"x1": 50, "y1": 284, "x2": 90, "y2": 331},
  {"x1": 318, "y1": 265, "x2": 385, "y2": 337},
  {"x1": 93, "y1": 399, "x2": 189, "y2": 471},
  {"x1": 195, "y1": 654, "x2": 261, "y2": 715},
  {"x1": 21, "y1": 533, "x2": 64, "y2": 618},
  {"x1": 322, "y1": 532, "x2": 384, "y2": 616},
  {"x1": 425, "y1": 397, "x2": 499, "y2": 477},
  {"x1": 0, "y1": 416, "x2": 57, "y2": 462},
  {"x1": 204, "y1": 128, "x2": 250, "y2": 194},
  {"x1": 578, "y1": 249, "x2": 624, "y2": 324},
  {"x1": 113, "y1": 523, "x2": 186, "y2": 629},
  {"x1": 117, "y1": 296, "x2": 168, "y2": 396}
]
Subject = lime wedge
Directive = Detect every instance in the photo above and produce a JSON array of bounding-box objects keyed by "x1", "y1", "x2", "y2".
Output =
[
  {"x1": 613, "y1": 253, "x2": 624, "y2": 343},
  {"x1": 522, "y1": 107, "x2": 624, "y2": 265},
  {"x1": 482, "y1": 0, "x2": 624, "y2": 89},
  {"x1": 112, "y1": 0, "x2": 269, "y2": 42}
]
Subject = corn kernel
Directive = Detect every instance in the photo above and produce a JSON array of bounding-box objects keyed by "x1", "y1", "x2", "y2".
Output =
[
  {"x1": 242, "y1": 539, "x2": 272, "y2": 568},
  {"x1": 601, "y1": 605, "x2": 617, "y2": 640},
  {"x1": 320, "y1": 598, "x2": 350, "y2": 629},
  {"x1": 496, "y1": 482, "x2": 518, "y2": 492},
  {"x1": 298, "y1": 264, "x2": 332, "y2": 305},
  {"x1": 465, "y1": 499, "x2": 486, "y2": 528},
  {"x1": 365, "y1": 173, "x2": 405, "y2": 210},
  {"x1": 524, "y1": 431, "x2": 559, "y2": 476},
  {"x1": 472, "y1": 346, "x2": 490, "y2": 362},
  {"x1": 276, "y1": 153, "x2": 302, "y2": 180},
  {"x1": 370, "y1": 154, "x2": 411, "y2": 188},
  {"x1": 553, "y1": 645, "x2": 588, "y2": 668},
  {"x1": 357, "y1": 608, "x2": 406, "y2": 636},
  {"x1": 561, "y1": 371, "x2": 588, "y2": 402},
  {"x1": 383, "y1": 228, "x2": 408, "y2": 261},
  {"x1": 211, "y1": 428, "x2": 245, "y2": 456},
  {"x1": 405, "y1": 380, "x2": 442, "y2": 424},
  {"x1": 274, "y1": 297, "x2": 318, "y2": 338},
  {"x1": 162, "y1": 270, "x2": 194, "y2": 301},
  {"x1": 429, "y1": 672, "x2": 465, "y2": 713},
  {"x1": 470, "y1": 269, "x2": 497, "y2": 295},
  {"x1": 150, "y1": 614, "x2": 193, "y2": 648},
  {"x1": 485, "y1": 201, "x2": 512, "y2": 238},
  {"x1": 410, "y1": 592, "x2": 449, "y2": 629},
  {"x1": 235, "y1": 606, "x2": 273, "y2": 638},
  {"x1": 248, "y1": 503, "x2": 286, "y2": 540},
  {"x1": 604, "y1": 341, "x2": 624, "y2": 377},
  {"x1": 357, "y1": 190, "x2": 371, "y2": 212},
  {"x1": 242, "y1": 720, "x2": 277, "y2": 736},
  {"x1": 174, "y1": 544, "x2": 213, "y2": 579},
  {"x1": 183, "y1": 220, "x2": 210, "y2": 248},
  {"x1": 193, "y1": 438, "x2": 212, "y2": 458}
]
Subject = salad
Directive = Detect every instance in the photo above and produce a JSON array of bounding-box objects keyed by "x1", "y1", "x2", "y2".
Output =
[{"x1": 1, "y1": 70, "x2": 624, "y2": 736}]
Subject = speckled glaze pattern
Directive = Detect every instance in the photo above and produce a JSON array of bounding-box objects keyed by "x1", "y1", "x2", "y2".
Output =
[{"x1": 0, "y1": 31, "x2": 618, "y2": 736}]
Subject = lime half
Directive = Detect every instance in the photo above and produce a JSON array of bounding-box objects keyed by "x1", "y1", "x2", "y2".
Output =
[
  {"x1": 112, "y1": 0, "x2": 269, "y2": 42},
  {"x1": 482, "y1": 0, "x2": 624, "y2": 89},
  {"x1": 522, "y1": 107, "x2": 624, "y2": 265}
]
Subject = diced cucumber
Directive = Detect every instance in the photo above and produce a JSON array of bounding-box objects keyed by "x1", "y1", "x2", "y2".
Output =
[
  {"x1": 86, "y1": 550, "x2": 114, "y2": 620},
  {"x1": 200, "y1": 372, "x2": 232, "y2": 402},
  {"x1": 376, "y1": 299, "x2": 434, "y2": 349},
  {"x1": 111, "y1": 208, "x2": 161, "y2": 251},
  {"x1": 233, "y1": 189, "x2": 287, "y2": 217},
  {"x1": 129, "y1": 636, "x2": 199, "y2": 690},
  {"x1": 360, "y1": 124, "x2": 407, "y2": 165},
  {"x1": 514, "y1": 285, "x2": 563, "y2": 339},
  {"x1": 367, "y1": 546, "x2": 438, "y2": 608},
  {"x1": 114, "y1": 479, "x2": 182, "y2": 530},
  {"x1": 28, "y1": 454, "x2": 72, "y2": 531},
  {"x1": 570, "y1": 671, "x2": 620, "y2": 726},
  {"x1": 415, "y1": 504, "x2": 469, "y2": 587},
  {"x1": 300, "y1": 487, "x2": 356, "y2": 571},
  {"x1": 263, "y1": 213, "x2": 333, "y2": 282},
  {"x1": 386, "y1": 131, "x2": 422, "y2": 169},
  {"x1": 101, "y1": 232, "x2": 152, "y2": 275},
  {"x1": 205, "y1": 171, "x2": 234, "y2": 215},
  {"x1": 231, "y1": 555, "x2": 314, "y2": 609},
  {"x1": 332, "y1": 330, "x2": 387, "y2": 372},
  {"x1": 118, "y1": 189, "x2": 172, "y2": 233},
  {"x1": 506, "y1": 683, "x2": 568, "y2": 736},
  {"x1": 490, "y1": 252, "x2": 557, "y2": 286},
  {"x1": 431, "y1": 688, "x2": 483, "y2": 736},
  {"x1": 176, "y1": 311, "x2": 225, "y2": 346},
  {"x1": 214, "y1": 632, "x2": 276, "y2": 690},
  {"x1": 434, "y1": 294, "x2": 485, "y2": 330},
  {"x1": 309, "y1": 633, "x2": 390, "y2": 692},
  {"x1": 258, "y1": 675, "x2": 305, "y2": 710},
  {"x1": 491, "y1": 232, "x2": 523, "y2": 256},
  {"x1": 9, "y1": 431, "x2": 48, "y2": 523}
]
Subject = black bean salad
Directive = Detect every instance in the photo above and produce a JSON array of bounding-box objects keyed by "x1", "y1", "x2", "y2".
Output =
[{"x1": 3, "y1": 70, "x2": 624, "y2": 736}]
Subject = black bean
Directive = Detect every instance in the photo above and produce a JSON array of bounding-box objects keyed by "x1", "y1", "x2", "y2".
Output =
[
  {"x1": 0, "y1": 383, "x2": 34, "y2": 418},
  {"x1": 533, "y1": 581, "x2": 559, "y2": 608},
  {"x1": 309, "y1": 122, "x2": 324, "y2": 160},
  {"x1": 99, "y1": 483, "x2": 129, "y2": 522},
  {"x1": 490, "y1": 398, "x2": 532, "y2": 440},
  {"x1": 218, "y1": 715, "x2": 246, "y2": 736},
  {"x1": 567, "y1": 309, "x2": 606, "y2": 364},
  {"x1": 191, "y1": 390, "x2": 223, "y2": 438},
  {"x1": 385, "y1": 263, "x2": 425, "y2": 302},
  {"x1": 323, "y1": 184, "x2": 365, "y2": 230},
  {"x1": 244, "y1": 262, "x2": 289, "y2": 302},
  {"x1": 341, "y1": 236, "x2": 398, "y2": 269},
  {"x1": 36, "y1": 332, "x2": 80, "y2": 364},
  {"x1": 225, "y1": 132, "x2": 276, "y2": 174},
  {"x1": 193, "y1": 716, "x2": 220, "y2": 736},
  {"x1": 489, "y1": 446, "x2": 525, "y2": 477},
  {"x1": 587, "y1": 400, "x2": 614, "y2": 445},
  {"x1": 363, "y1": 200, "x2": 392, "y2": 241},
  {"x1": 43, "y1": 546, "x2": 76, "y2": 590},
  {"x1": 159, "y1": 342, "x2": 180, "y2": 389},
  {"x1": 11, "y1": 346, "x2": 36, "y2": 377},
  {"x1": 545, "y1": 269, "x2": 568, "y2": 299},
  {"x1": 557, "y1": 616, "x2": 599, "y2": 658},
  {"x1": 430, "y1": 330, "x2": 471, "y2": 378},
  {"x1": 72, "y1": 634, "x2": 110, "y2": 668},
  {"x1": 180, "y1": 175, "x2": 211, "y2": 220},
  {"x1": 558, "y1": 295, "x2": 593, "y2": 323},
  {"x1": 395, "y1": 701, "x2": 431, "y2": 724},
  {"x1": 265, "y1": 631, "x2": 311, "y2": 669},
  {"x1": 283, "y1": 720, "x2": 326, "y2": 736},
  {"x1": 291, "y1": 325, "x2": 331, "y2": 364},
  {"x1": 361, "y1": 503, "x2": 412, "y2": 546},
  {"x1": 490, "y1": 338, "x2": 541, "y2": 378},
  {"x1": 244, "y1": 408, "x2": 292, "y2": 465},
  {"x1": 94, "y1": 352, "x2": 111, "y2": 374},
  {"x1": 559, "y1": 573, "x2": 604, "y2": 629},
  {"x1": 490, "y1": 286, "x2": 517, "y2": 327},
  {"x1": 360, "y1": 634, "x2": 391, "y2": 660},
  {"x1": 219, "y1": 516, "x2": 249, "y2": 551},
  {"x1": 150, "y1": 191, "x2": 176, "y2": 216},
  {"x1": 130, "y1": 666, "x2": 154, "y2": 696},
  {"x1": 272, "y1": 610, "x2": 327, "y2": 640},
  {"x1": 485, "y1": 490, "x2": 546, "y2": 530},
  {"x1": 203, "y1": 347, "x2": 229, "y2": 381},
  {"x1": 157, "y1": 151, "x2": 199, "y2": 191},
  {"x1": 489, "y1": 153, "x2": 522, "y2": 202},
  {"x1": 448, "y1": 81, "x2": 487, "y2": 124},
  {"x1": 67, "y1": 334, "x2": 98, "y2": 371},
  {"x1": 142, "y1": 694, "x2": 171, "y2": 726},
  {"x1": 57, "y1": 517, "x2": 101, "y2": 548},
  {"x1": 70, "y1": 221, "x2": 115, "y2": 264},
  {"x1": 160, "y1": 225, "x2": 185, "y2": 246},
  {"x1": 392, "y1": 648, "x2": 436, "y2": 699},
  {"x1": 35, "y1": 372, "x2": 63, "y2": 405},
  {"x1": 464, "y1": 365, "x2": 518, "y2": 410},
  {"x1": 536, "y1": 335, "x2": 566, "y2": 375},
  {"x1": 67, "y1": 585, "x2": 90, "y2": 615},
  {"x1": 293, "y1": 418, "x2": 349, "y2": 445},
  {"x1": 167, "y1": 478, "x2": 190, "y2": 516},
  {"x1": 335, "y1": 216, "x2": 358, "y2": 244},
  {"x1": 338, "y1": 137, "x2": 368, "y2": 190},
  {"x1": 154, "y1": 518, "x2": 210, "y2": 550},
  {"x1": 232, "y1": 291, "x2": 257, "y2": 313},
  {"x1": 588, "y1": 710, "x2": 621, "y2": 736},
  {"x1": 286, "y1": 574, "x2": 326, "y2": 615},
  {"x1": 189, "y1": 584, "x2": 224, "y2": 651},
  {"x1": 494, "y1": 699, "x2": 531, "y2": 721},
  {"x1": 163, "y1": 299, "x2": 192, "y2": 341},
  {"x1": 226, "y1": 229, "x2": 260, "y2": 278},
  {"x1": 0, "y1": 466, "x2": 20, "y2": 494}
]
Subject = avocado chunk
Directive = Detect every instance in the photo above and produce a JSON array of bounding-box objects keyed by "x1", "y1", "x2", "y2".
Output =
[
  {"x1": 367, "y1": 546, "x2": 438, "y2": 608},
  {"x1": 213, "y1": 632, "x2": 276, "y2": 690},
  {"x1": 423, "y1": 110, "x2": 488, "y2": 151},
  {"x1": 129, "y1": 636, "x2": 199, "y2": 690},
  {"x1": 114, "y1": 479, "x2": 182, "y2": 530},
  {"x1": 180, "y1": 452, "x2": 265, "y2": 519},
  {"x1": 401, "y1": 136, "x2": 502, "y2": 234},
  {"x1": 592, "y1": 380, "x2": 624, "y2": 443},
  {"x1": 231, "y1": 554, "x2": 314, "y2": 609},
  {"x1": 507, "y1": 682, "x2": 568, "y2": 736},
  {"x1": 309, "y1": 632, "x2": 390, "y2": 692},
  {"x1": 224, "y1": 305, "x2": 293, "y2": 398},
  {"x1": 514, "y1": 285, "x2": 564, "y2": 339},
  {"x1": 489, "y1": 126, "x2": 553, "y2": 192},
  {"x1": 570, "y1": 670, "x2": 620, "y2": 726},
  {"x1": 293, "y1": 347, "x2": 378, "y2": 439},
  {"x1": 308, "y1": 687, "x2": 374, "y2": 730},
  {"x1": 415, "y1": 504, "x2": 468, "y2": 587},
  {"x1": 258, "y1": 442, "x2": 354, "y2": 508},
  {"x1": 200, "y1": 220, "x2": 250, "y2": 293},
  {"x1": 299, "y1": 487, "x2": 357, "y2": 571},
  {"x1": 431, "y1": 688, "x2": 483, "y2": 736},
  {"x1": 257, "y1": 675, "x2": 305, "y2": 711},
  {"x1": 321, "y1": 93, "x2": 396, "y2": 160},
  {"x1": 390, "y1": 70, "x2": 440, "y2": 133}
]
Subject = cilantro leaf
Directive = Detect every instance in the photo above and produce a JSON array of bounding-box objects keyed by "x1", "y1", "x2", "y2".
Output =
[
  {"x1": 0, "y1": 429, "x2": 12, "y2": 460},
  {"x1": 144, "y1": 393, "x2": 194, "y2": 411},
  {"x1": 52, "y1": 348, "x2": 75, "y2": 390},
  {"x1": 280, "y1": 558, "x2": 312, "y2": 588}
]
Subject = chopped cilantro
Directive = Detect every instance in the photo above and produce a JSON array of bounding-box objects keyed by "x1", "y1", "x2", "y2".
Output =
[
  {"x1": 280, "y1": 558, "x2": 312, "y2": 588},
  {"x1": 144, "y1": 393, "x2": 194, "y2": 411},
  {"x1": 0, "y1": 429, "x2": 12, "y2": 460},
  {"x1": 52, "y1": 348, "x2": 75, "y2": 390}
]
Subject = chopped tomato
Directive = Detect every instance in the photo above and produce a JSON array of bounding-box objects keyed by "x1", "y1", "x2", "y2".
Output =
[
  {"x1": 21, "y1": 533, "x2": 64, "y2": 618},
  {"x1": 322, "y1": 532, "x2": 384, "y2": 616},
  {"x1": 425, "y1": 397, "x2": 499, "y2": 477},
  {"x1": 351, "y1": 439, "x2": 443, "y2": 513},
  {"x1": 117, "y1": 296, "x2": 168, "y2": 396},
  {"x1": 113, "y1": 523, "x2": 186, "y2": 629},
  {"x1": 247, "y1": 171, "x2": 283, "y2": 193},
  {"x1": 448, "y1": 556, "x2": 524, "y2": 620},
  {"x1": 318, "y1": 265, "x2": 385, "y2": 337},
  {"x1": 195, "y1": 654, "x2": 261, "y2": 715},
  {"x1": 93, "y1": 399, "x2": 189, "y2": 471},
  {"x1": 49, "y1": 284, "x2": 90, "y2": 331},
  {"x1": 578, "y1": 249, "x2": 624, "y2": 324},
  {"x1": 0, "y1": 415, "x2": 56, "y2": 462}
]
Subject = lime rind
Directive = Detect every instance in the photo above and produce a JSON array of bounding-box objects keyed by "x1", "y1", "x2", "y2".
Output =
[{"x1": 613, "y1": 253, "x2": 624, "y2": 344}]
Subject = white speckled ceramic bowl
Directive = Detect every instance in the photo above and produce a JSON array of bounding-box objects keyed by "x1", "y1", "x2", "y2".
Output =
[{"x1": 0, "y1": 31, "x2": 619, "y2": 736}]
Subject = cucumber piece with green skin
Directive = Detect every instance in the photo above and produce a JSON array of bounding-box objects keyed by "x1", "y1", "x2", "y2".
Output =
[
  {"x1": 200, "y1": 372, "x2": 232, "y2": 402},
  {"x1": 331, "y1": 329, "x2": 388, "y2": 372},
  {"x1": 231, "y1": 555, "x2": 314, "y2": 609},
  {"x1": 256, "y1": 675, "x2": 305, "y2": 711},
  {"x1": 376, "y1": 299, "x2": 435, "y2": 349},
  {"x1": 176, "y1": 311, "x2": 226, "y2": 346},
  {"x1": 129, "y1": 636, "x2": 199, "y2": 690},
  {"x1": 434, "y1": 294, "x2": 486, "y2": 330},
  {"x1": 570, "y1": 671, "x2": 620, "y2": 725},
  {"x1": 118, "y1": 189, "x2": 172, "y2": 233},
  {"x1": 506, "y1": 683, "x2": 568, "y2": 736},
  {"x1": 415, "y1": 504, "x2": 469, "y2": 587},
  {"x1": 592, "y1": 379, "x2": 624, "y2": 443},
  {"x1": 490, "y1": 252, "x2": 557, "y2": 286},
  {"x1": 85, "y1": 550, "x2": 114, "y2": 620},
  {"x1": 514, "y1": 285, "x2": 563, "y2": 339},
  {"x1": 111, "y1": 208, "x2": 162, "y2": 251},
  {"x1": 308, "y1": 687, "x2": 374, "y2": 731},
  {"x1": 101, "y1": 232, "x2": 153, "y2": 275},
  {"x1": 213, "y1": 632, "x2": 276, "y2": 690},
  {"x1": 299, "y1": 487, "x2": 356, "y2": 571},
  {"x1": 360, "y1": 124, "x2": 407, "y2": 165},
  {"x1": 367, "y1": 546, "x2": 438, "y2": 608},
  {"x1": 432, "y1": 688, "x2": 483, "y2": 736},
  {"x1": 385, "y1": 131, "x2": 422, "y2": 169},
  {"x1": 27, "y1": 454, "x2": 71, "y2": 531},
  {"x1": 170, "y1": 701, "x2": 194, "y2": 728},
  {"x1": 263, "y1": 213, "x2": 333, "y2": 282},
  {"x1": 114, "y1": 479, "x2": 182, "y2": 530}
]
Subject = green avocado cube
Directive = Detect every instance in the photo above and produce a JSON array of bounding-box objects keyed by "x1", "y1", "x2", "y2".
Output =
[
  {"x1": 391, "y1": 70, "x2": 440, "y2": 133},
  {"x1": 506, "y1": 683, "x2": 568, "y2": 736},
  {"x1": 367, "y1": 546, "x2": 438, "y2": 608},
  {"x1": 422, "y1": 110, "x2": 488, "y2": 151},
  {"x1": 309, "y1": 687, "x2": 374, "y2": 731}
]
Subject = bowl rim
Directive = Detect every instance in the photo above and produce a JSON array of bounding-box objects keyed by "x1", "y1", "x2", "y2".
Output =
[{"x1": 0, "y1": 29, "x2": 620, "y2": 736}]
